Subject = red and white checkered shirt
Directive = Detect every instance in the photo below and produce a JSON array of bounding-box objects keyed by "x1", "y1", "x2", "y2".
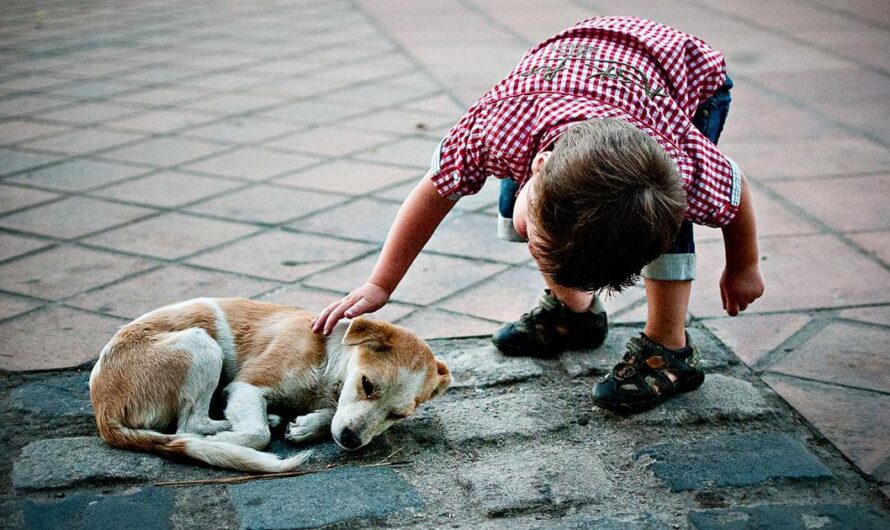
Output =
[{"x1": 430, "y1": 16, "x2": 742, "y2": 227}]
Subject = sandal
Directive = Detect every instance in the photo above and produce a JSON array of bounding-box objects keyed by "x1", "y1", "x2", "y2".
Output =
[{"x1": 592, "y1": 331, "x2": 704, "y2": 414}]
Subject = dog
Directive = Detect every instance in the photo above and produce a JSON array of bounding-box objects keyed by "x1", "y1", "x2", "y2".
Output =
[{"x1": 89, "y1": 297, "x2": 451, "y2": 473}]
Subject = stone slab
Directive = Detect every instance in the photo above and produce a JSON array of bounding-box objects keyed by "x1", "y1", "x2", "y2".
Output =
[
  {"x1": 12, "y1": 437, "x2": 165, "y2": 490},
  {"x1": 459, "y1": 444, "x2": 611, "y2": 516},
  {"x1": 438, "y1": 343, "x2": 546, "y2": 388},
  {"x1": 433, "y1": 391, "x2": 570, "y2": 445},
  {"x1": 0, "y1": 487, "x2": 174, "y2": 530},
  {"x1": 636, "y1": 433, "x2": 831, "y2": 491},
  {"x1": 231, "y1": 466, "x2": 423, "y2": 529},
  {"x1": 689, "y1": 504, "x2": 890, "y2": 530},
  {"x1": 10, "y1": 371, "x2": 93, "y2": 419},
  {"x1": 544, "y1": 514, "x2": 663, "y2": 529},
  {"x1": 626, "y1": 375, "x2": 777, "y2": 425}
]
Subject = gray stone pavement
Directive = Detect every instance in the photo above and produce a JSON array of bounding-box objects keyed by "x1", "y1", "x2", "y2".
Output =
[{"x1": 0, "y1": 0, "x2": 889, "y2": 527}]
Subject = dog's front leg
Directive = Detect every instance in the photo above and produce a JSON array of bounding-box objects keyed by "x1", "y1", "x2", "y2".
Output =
[{"x1": 285, "y1": 409, "x2": 334, "y2": 444}]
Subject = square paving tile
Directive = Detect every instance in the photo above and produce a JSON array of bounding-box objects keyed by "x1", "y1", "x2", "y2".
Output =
[
  {"x1": 187, "y1": 229, "x2": 375, "y2": 282},
  {"x1": 0, "y1": 185, "x2": 61, "y2": 215},
  {"x1": 0, "y1": 120, "x2": 68, "y2": 144},
  {"x1": 265, "y1": 126, "x2": 394, "y2": 157},
  {"x1": 34, "y1": 102, "x2": 142, "y2": 125},
  {"x1": 0, "y1": 95, "x2": 70, "y2": 117},
  {"x1": 22, "y1": 128, "x2": 144, "y2": 155},
  {"x1": 46, "y1": 79, "x2": 139, "y2": 99},
  {"x1": 401, "y1": 94, "x2": 465, "y2": 116},
  {"x1": 0, "y1": 196, "x2": 155, "y2": 239},
  {"x1": 92, "y1": 171, "x2": 242, "y2": 208},
  {"x1": 355, "y1": 136, "x2": 441, "y2": 168},
  {"x1": 179, "y1": 93, "x2": 287, "y2": 114},
  {"x1": 0, "y1": 292, "x2": 43, "y2": 321},
  {"x1": 393, "y1": 307, "x2": 499, "y2": 340},
  {"x1": 68, "y1": 264, "x2": 278, "y2": 319},
  {"x1": 295, "y1": 198, "x2": 401, "y2": 243},
  {"x1": 8, "y1": 159, "x2": 149, "y2": 192},
  {"x1": 306, "y1": 252, "x2": 506, "y2": 305},
  {"x1": 104, "y1": 109, "x2": 216, "y2": 134},
  {"x1": 770, "y1": 322, "x2": 890, "y2": 393},
  {"x1": 426, "y1": 211, "x2": 531, "y2": 264},
  {"x1": 84, "y1": 212, "x2": 258, "y2": 260},
  {"x1": 0, "y1": 246, "x2": 156, "y2": 299},
  {"x1": 0, "y1": 306, "x2": 127, "y2": 371},
  {"x1": 437, "y1": 266, "x2": 545, "y2": 323},
  {"x1": 187, "y1": 184, "x2": 345, "y2": 224},
  {"x1": 0, "y1": 148, "x2": 61, "y2": 176},
  {"x1": 261, "y1": 99, "x2": 370, "y2": 125},
  {"x1": 765, "y1": 375, "x2": 890, "y2": 482},
  {"x1": 182, "y1": 147, "x2": 319, "y2": 180},
  {"x1": 112, "y1": 86, "x2": 206, "y2": 107},
  {"x1": 849, "y1": 231, "x2": 890, "y2": 266},
  {"x1": 769, "y1": 175, "x2": 890, "y2": 233},
  {"x1": 182, "y1": 117, "x2": 301, "y2": 144},
  {"x1": 695, "y1": 185, "x2": 820, "y2": 242},
  {"x1": 689, "y1": 234, "x2": 890, "y2": 317},
  {"x1": 0, "y1": 233, "x2": 51, "y2": 262},
  {"x1": 702, "y1": 313, "x2": 812, "y2": 367},
  {"x1": 725, "y1": 136, "x2": 890, "y2": 180},
  {"x1": 839, "y1": 305, "x2": 890, "y2": 327},
  {"x1": 102, "y1": 137, "x2": 227, "y2": 167},
  {"x1": 275, "y1": 160, "x2": 417, "y2": 195}
]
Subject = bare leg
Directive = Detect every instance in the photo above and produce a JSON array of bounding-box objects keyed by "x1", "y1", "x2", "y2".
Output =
[
  {"x1": 643, "y1": 278, "x2": 691, "y2": 353},
  {"x1": 545, "y1": 274, "x2": 594, "y2": 313}
]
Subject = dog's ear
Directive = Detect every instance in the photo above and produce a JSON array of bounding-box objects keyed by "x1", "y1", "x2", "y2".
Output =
[
  {"x1": 343, "y1": 317, "x2": 392, "y2": 348},
  {"x1": 431, "y1": 359, "x2": 451, "y2": 398}
]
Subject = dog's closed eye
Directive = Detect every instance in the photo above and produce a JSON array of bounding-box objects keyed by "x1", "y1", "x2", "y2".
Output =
[{"x1": 361, "y1": 375, "x2": 375, "y2": 398}]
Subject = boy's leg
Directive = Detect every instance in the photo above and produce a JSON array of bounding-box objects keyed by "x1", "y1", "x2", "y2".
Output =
[{"x1": 643, "y1": 279, "x2": 691, "y2": 351}]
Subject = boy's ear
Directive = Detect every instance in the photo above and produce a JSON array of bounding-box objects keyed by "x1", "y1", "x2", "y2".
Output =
[
  {"x1": 343, "y1": 317, "x2": 392, "y2": 348},
  {"x1": 431, "y1": 359, "x2": 452, "y2": 398}
]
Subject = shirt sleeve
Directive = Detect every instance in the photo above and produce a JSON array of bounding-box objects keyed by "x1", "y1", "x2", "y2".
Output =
[
  {"x1": 679, "y1": 128, "x2": 742, "y2": 227},
  {"x1": 429, "y1": 106, "x2": 489, "y2": 200}
]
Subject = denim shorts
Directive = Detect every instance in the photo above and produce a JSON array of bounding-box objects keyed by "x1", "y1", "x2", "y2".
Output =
[{"x1": 494, "y1": 74, "x2": 735, "y2": 282}]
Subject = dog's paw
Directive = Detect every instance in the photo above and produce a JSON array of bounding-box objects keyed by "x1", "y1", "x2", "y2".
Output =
[
  {"x1": 267, "y1": 414, "x2": 282, "y2": 428},
  {"x1": 284, "y1": 412, "x2": 329, "y2": 444}
]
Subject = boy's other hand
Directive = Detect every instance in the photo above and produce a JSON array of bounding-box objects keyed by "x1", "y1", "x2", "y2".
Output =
[
  {"x1": 312, "y1": 283, "x2": 390, "y2": 335},
  {"x1": 719, "y1": 264, "x2": 764, "y2": 316}
]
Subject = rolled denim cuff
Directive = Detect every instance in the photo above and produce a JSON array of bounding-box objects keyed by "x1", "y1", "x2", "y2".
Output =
[
  {"x1": 497, "y1": 214, "x2": 526, "y2": 242},
  {"x1": 642, "y1": 253, "x2": 697, "y2": 281}
]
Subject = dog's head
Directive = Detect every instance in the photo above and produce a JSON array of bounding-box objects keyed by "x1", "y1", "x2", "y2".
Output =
[{"x1": 331, "y1": 317, "x2": 451, "y2": 450}]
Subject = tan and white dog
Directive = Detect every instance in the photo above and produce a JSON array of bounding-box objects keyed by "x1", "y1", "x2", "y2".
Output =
[{"x1": 89, "y1": 297, "x2": 451, "y2": 473}]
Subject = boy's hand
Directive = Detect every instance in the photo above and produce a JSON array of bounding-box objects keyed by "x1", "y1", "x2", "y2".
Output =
[
  {"x1": 719, "y1": 264, "x2": 764, "y2": 316},
  {"x1": 312, "y1": 283, "x2": 390, "y2": 336}
]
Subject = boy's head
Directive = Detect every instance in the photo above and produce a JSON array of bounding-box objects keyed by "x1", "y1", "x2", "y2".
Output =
[{"x1": 527, "y1": 119, "x2": 686, "y2": 293}]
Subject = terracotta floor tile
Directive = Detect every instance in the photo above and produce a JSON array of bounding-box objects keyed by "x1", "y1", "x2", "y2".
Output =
[
  {"x1": 180, "y1": 93, "x2": 288, "y2": 115},
  {"x1": 839, "y1": 305, "x2": 890, "y2": 327},
  {"x1": 702, "y1": 313, "x2": 812, "y2": 367},
  {"x1": 602, "y1": 285, "x2": 647, "y2": 318},
  {"x1": 394, "y1": 307, "x2": 499, "y2": 340},
  {"x1": 338, "y1": 108, "x2": 455, "y2": 135},
  {"x1": 261, "y1": 99, "x2": 370, "y2": 125},
  {"x1": 0, "y1": 306, "x2": 127, "y2": 371},
  {"x1": 306, "y1": 252, "x2": 506, "y2": 306},
  {"x1": 849, "y1": 231, "x2": 890, "y2": 265},
  {"x1": 9, "y1": 159, "x2": 149, "y2": 192},
  {"x1": 0, "y1": 185, "x2": 61, "y2": 215},
  {"x1": 187, "y1": 229, "x2": 375, "y2": 282},
  {"x1": 0, "y1": 246, "x2": 156, "y2": 299},
  {"x1": 182, "y1": 117, "x2": 301, "y2": 144},
  {"x1": 400, "y1": 94, "x2": 465, "y2": 117},
  {"x1": 0, "y1": 293, "x2": 43, "y2": 321},
  {"x1": 0, "y1": 233, "x2": 51, "y2": 262},
  {"x1": 771, "y1": 322, "x2": 890, "y2": 393},
  {"x1": 68, "y1": 264, "x2": 277, "y2": 319},
  {"x1": 84, "y1": 212, "x2": 258, "y2": 260},
  {"x1": 183, "y1": 147, "x2": 319, "y2": 180},
  {"x1": 188, "y1": 184, "x2": 344, "y2": 224},
  {"x1": 296, "y1": 198, "x2": 400, "y2": 243},
  {"x1": 0, "y1": 196, "x2": 154, "y2": 239},
  {"x1": 92, "y1": 171, "x2": 242, "y2": 208},
  {"x1": 103, "y1": 137, "x2": 227, "y2": 167},
  {"x1": 695, "y1": 185, "x2": 820, "y2": 242},
  {"x1": 725, "y1": 136, "x2": 890, "y2": 180},
  {"x1": 265, "y1": 126, "x2": 394, "y2": 158},
  {"x1": 426, "y1": 211, "x2": 531, "y2": 264},
  {"x1": 22, "y1": 128, "x2": 144, "y2": 155},
  {"x1": 765, "y1": 375, "x2": 890, "y2": 482},
  {"x1": 104, "y1": 109, "x2": 216, "y2": 134},
  {"x1": 690, "y1": 234, "x2": 890, "y2": 317},
  {"x1": 0, "y1": 120, "x2": 68, "y2": 144},
  {"x1": 770, "y1": 175, "x2": 889, "y2": 232},
  {"x1": 437, "y1": 266, "x2": 545, "y2": 323},
  {"x1": 275, "y1": 160, "x2": 417, "y2": 195},
  {"x1": 355, "y1": 137, "x2": 440, "y2": 168},
  {"x1": 257, "y1": 285, "x2": 342, "y2": 312}
]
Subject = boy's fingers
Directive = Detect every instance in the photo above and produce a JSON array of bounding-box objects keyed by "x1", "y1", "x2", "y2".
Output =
[
  {"x1": 726, "y1": 300, "x2": 739, "y2": 316},
  {"x1": 324, "y1": 298, "x2": 356, "y2": 335},
  {"x1": 345, "y1": 298, "x2": 369, "y2": 318}
]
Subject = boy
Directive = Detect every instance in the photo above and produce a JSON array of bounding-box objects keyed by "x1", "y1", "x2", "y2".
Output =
[{"x1": 312, "y1": 16, "x2": 764, "y2": 413}]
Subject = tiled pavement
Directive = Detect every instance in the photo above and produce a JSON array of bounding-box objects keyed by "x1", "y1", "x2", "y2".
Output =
[{"x1": 0, "y1": 0, "x2": 888, "y2": 513}]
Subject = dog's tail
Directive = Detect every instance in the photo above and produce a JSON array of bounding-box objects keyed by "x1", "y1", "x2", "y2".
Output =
[{"x1": 98, "y1": 424, "x2": 312, "y2": 473}]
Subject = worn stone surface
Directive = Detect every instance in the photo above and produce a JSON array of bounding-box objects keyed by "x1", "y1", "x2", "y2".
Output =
[
  {"x1": 230, "y1": 467, "x2": 423, "y2": 529},
  {"x1": 545, "y1": 514, "x2": 663, "y2": 530},
  {"x1": 626, "y1": 375, "x2": 778, "y2": 425},
  {"x1": 637, "y1": 433, "x2": 831, "y2": 491},
  {"x1": 10, "y1": 371, "x2": 93, "y2": 419},
  {"x1": 438, "y1": 342, "x2": 546, "y2": 388},
  {"x1": 688, "y1": 504, "x2": 890, "y2": 530},
  {"x1": 433, "y1": 390, "x2": 570, "y2": 445},
  {"x1": 459, "y1": 444, "x2": 611, "y2": 516},
  {"x1": 12, "y1": 437, "x2": 165, "y2": 490},
  {"x1": 0, "y1": 487, "x2": 174, "y2": 530}
]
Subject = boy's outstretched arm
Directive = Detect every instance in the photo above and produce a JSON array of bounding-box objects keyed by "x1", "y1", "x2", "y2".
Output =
[
  {"x1": 719, "y1": 173, "x2": 765, "y2": 316},
  {"x1": 312, "y1": 173, "x2": 456, "y2": 335}
]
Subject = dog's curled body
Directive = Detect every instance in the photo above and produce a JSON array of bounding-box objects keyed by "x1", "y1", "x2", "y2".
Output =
[{"x1": 90, "y1": 297, "x2": 450, "y2": 472}]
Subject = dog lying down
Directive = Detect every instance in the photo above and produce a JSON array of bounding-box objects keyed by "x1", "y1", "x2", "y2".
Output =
[{"x1": 89, "y1": 297, "x2": 451, "y2": 473}]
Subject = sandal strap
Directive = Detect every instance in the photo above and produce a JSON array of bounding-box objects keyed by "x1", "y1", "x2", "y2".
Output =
[{"x1": 608, "y1": 333, "x2": 700, "y2": 397}]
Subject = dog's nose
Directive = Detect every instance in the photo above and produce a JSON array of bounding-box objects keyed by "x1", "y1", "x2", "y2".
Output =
[{"x1": 338, "y1": 427, "x2": 362, "y2": 450}]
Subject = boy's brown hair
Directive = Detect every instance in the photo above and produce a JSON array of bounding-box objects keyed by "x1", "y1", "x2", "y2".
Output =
[{"x1": 528, "y1": 118, "x2": 686, "y2": 293}]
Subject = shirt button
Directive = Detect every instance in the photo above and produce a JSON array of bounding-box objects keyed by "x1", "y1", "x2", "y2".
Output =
[{"x1": 452, "y1": 172, "x2": 460, "y2": 182}]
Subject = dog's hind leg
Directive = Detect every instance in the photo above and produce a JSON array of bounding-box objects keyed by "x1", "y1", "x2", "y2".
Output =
[
  {"x1": 201, "y1": 382, "x2": 271, "y2": 450},
  {"x1": 174, "y1": 328, "x2": 231, "y2": 435}
]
